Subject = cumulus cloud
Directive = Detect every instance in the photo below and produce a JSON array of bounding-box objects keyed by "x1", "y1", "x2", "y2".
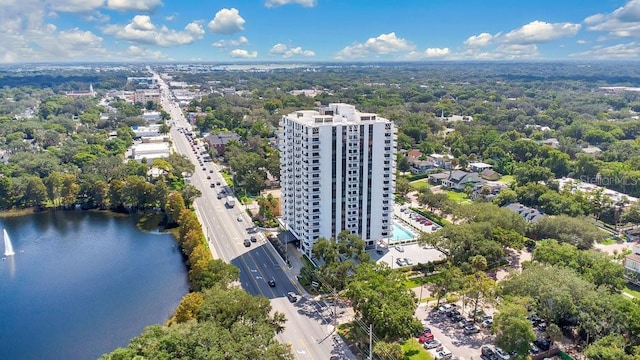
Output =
[
  {"x1": 124, "y1": 45, "x2": 166, "y2": 59},
  {"x1": 212, "y1": 36, "x2": 248, "y2": 48},
  {"x1": 502, "y1": 20, "x2": 581, "y2": 44},
  {"x1": 586, "y1": 0, "x2": 640, "y2": 38},
  {"x1": 83, "y1": 12, "x2": 110, "y2": 23},
  {"x1": 269, "y1": 43, "x2": 315, "y2": 57},
  {"x1": 464, "y1": 32, "x2": 497, "y2": 48},
  {"x1": 570, "y1": 42, "x2": 640, "y2": 59},
  {"x1": 208, "y1": 8, "x2": 245, "y2": 35},
  {"x1": 230, "y1": 49, "x2": 258, "y2": 58},
  {"x1": 265, "y1": 0, "x2": 316, "y2": 7},
  {"x1": 103, "y1": 15, "x2": 205, "y2": 47},
  {"x1": 106, "y1": 0, "x2": 163, "y2": 12},
  {"x1": 50, "y1": 0, "x2": 105, "y2": 13},
  {"x1": 335, "y1": 32, "x2": 415, "y2": 59},
  {"x1": 406, "y1": 47, "x2": 450, "y2": 59}
]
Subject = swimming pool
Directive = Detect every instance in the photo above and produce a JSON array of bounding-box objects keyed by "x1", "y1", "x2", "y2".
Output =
[{"x1": 391, "y1": 222, "x2": 415, "y2": 241}]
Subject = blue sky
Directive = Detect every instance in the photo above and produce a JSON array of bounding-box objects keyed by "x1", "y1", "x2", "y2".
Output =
[{"x1": 1, "y1": 0, "x2": 640, "y2": 62}]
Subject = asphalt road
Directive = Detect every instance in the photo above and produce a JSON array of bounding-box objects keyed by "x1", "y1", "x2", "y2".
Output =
[{"x1": 154, "y1": 72, "x2": 354, "y2": 360}]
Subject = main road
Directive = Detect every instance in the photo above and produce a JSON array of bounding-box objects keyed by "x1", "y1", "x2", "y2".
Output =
[{"x1": 153, "y1": 70, "x2": 354, "y2": 360}]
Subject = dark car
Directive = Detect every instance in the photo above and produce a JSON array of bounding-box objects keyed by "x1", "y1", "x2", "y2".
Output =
[
  {"x1": 210, "y1": 183, "x2": 215, "y2": 188},
  {"x1": 243, "y1": 239, "x2": 251, "y2": 247},
  {"x1": 250, "y1": 236, "x2": 257, "y2": 242},
  {"x1": 216, "y1": 181, "x2": 221, "y2": 185},
  {"x1": 268, "y1": 279, "x2": 276, "y2": 287},
  {"x1": 287, "y1": 292, "x2": 298, "y2": 302},
  {"x1": 534, "y1": 338, "x2": 551, "y2": 351},
  {"x1": 481, "y1": 345, "x2": 495, "y2": 360},
  {"x1": 217, "y1": 194, "x2": 223, "y2": 199},
  {"x1": 207, "y1": 176, "x2": 211, "y2": 179}
]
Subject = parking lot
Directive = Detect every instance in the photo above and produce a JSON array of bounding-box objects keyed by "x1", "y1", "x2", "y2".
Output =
[
  {"x1": 371, "y1": 243, "x2": 445, "y2": 269},
  {"x1": 415, "y1": 303, "x2": 492, "y2": 360}
]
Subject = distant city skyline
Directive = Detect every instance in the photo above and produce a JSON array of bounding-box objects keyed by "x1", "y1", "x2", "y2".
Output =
[{"x1": 1, "y1": 0, "x2": 640, "y2": 63}]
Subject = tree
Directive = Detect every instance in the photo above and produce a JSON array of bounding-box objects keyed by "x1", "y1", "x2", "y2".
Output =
[
  {"x1": 346, "y1": 263, "x2": 421, "y2": 341},
  {"x1": 529, "y1": 215, "x2": 608, "y2": 249},
  {"x1": 584, "y1": 334, "x2": 634, "y2": 360},
  {"x1": 493, "y1": 300, "x2": 536, "y2": 358},
  {"x1": 21, "y1": 176, "x2": 48, "y2": 207},
  {"x1": 189, "y1": 259, "x2": 240, "y2": 292},
  {"x1": 463, "y1": 271, "x2": 495, "y2": 322},
  {"x1": 171, "y1": 292, "x2": 204, "y2": 324},
  {"x1": 165, "y1": 191, "x2": 186, "y2": 225},
  {"x1": 431, "y1": 264, "x2": 464, "y2": 306}
]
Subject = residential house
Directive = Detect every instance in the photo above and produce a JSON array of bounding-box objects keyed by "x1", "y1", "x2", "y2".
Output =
[
  {"x1": 471, "y1": 183, "x2": 505, "y2": 201},
  {"x1": 406, "y1": 150, "x2": 436, "y2": 174},
  {"x1": 204, "y1": 132, "x2": 241, "y2": 156},
  {"x1": 582, "y1": 146, "x2": 602, "y2": 156},
  {"x1": 429, "y1": 170, "x2": 484, "y2": 191},
  {"x1": 429, "y1": 153, "x2": 453, "y2": 169},
  {"x1": 538, "y1": 138, "x2": 560, "y2": 148},
  {"x1": 503, "y1": 203, "x2": 545, "y2": 223},
  {"x1": 469, "y1": 162, "x2": 493, "y2": 173},
  {"x1": 624, "y1": 242, "x2": 640, "y2": 286}
]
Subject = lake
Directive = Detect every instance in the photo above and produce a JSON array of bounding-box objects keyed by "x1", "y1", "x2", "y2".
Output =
[{"x1": 0, "y1": 210, "x2": 189, "y2": 360}]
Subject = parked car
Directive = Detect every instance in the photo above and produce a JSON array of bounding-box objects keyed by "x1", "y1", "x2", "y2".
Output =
[
  {"x1": 446, "y1": 309, "x2": 460, "y2": 318},
  {"x1": 463, "y1": 324, "x2": 480, "y2": 335},
  {"x1": 451, "y1": 314, "x2": 464, "y2": 323},
  {"x1": 481, "y1": 319, "x2": 493, "y2": 328},
  {"x1": 395, "y1": 245, "x2": 404, "y2": 252},
  {"x1": 250, "y1": 236, "x2": 257, "y2": 242},
  {"x1": 287, "y1": 292, "x2": 298, "y2": 303},
  {"x1": 210, "y1": 183, "x2": 215, "y2": 188},
  {"x1": 529, "y1": 343, "x2": 540, "y2": 355},
  {"x1": 438, "y1": 304, "x2": 452, "y2": 313},
  {"x1": 418, "y1": 333, "x2": 434, "y2": 343},
  {"x1": 435, "y1": 347, "x2": 453, "y2": 360},
  {"x1": 494, "y1": 347, "x2": 511, "y2": 360},
  {"x1": 396, "y1": 258, "x2": 407, "y2": 266},
  {"x1": 481, "y1": 346, "x2": 495, "y2": 360},
  {"x1": 405, "y1": 258, "x2": 414, "y2": 266},
  {"x1": 237, "y1": 216, "x2": 243, "y2": 222},
  {"x1": 424, "y1": 339, "x2": 441, "y2": 349},
  {"x1": 243, "y1": 239, "x2": 251, "y2": 247},
  {"x1": 456, "y1": 318, "x2": 474, "y2": 328},
  {"x1": 534, "y1": 338, "x2": 551, "y2": 351}
]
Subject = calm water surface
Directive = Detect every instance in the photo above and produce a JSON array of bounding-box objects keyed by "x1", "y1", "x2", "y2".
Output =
[{"x1": 0, "y1": 211, "x2": 189, "y2": 360}]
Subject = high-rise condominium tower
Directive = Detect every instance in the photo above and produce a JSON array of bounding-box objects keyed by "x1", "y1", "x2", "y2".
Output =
[{"x1": 279, "y1": 103, "x2": 397, "y2": 256}]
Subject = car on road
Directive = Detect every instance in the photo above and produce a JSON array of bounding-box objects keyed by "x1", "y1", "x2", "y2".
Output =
[
  {"x1": 287, "y1": 292, "x2": 298, "y2": 302},
  {"x1": 217, "y1": 194, "x2": 223, "y2": 199},
  {"x1": 463, "y1": 324, "x2": 480, "y2": 335},
  {"x1": 210, "y1": 183, "x2": 215, "y2": 188},
  {"x1": 268, "y1": 279, "x2": 276, "y2": 287},
  {"x1": 395, "y1": 245, "x2": 404, "y2": 252},
  {"x1": 424, "y1": 339, "x2": 441, "y2": 349},
  {"x1": 216, "y1": 181, "x2": 221, "y2": 185},
  {"x1": 209, "y1": 169, "x2": 213, "y2": 173},
  {"x1": 202, "y1": 167, "x2": 206, "y2": 171},
  {"x1": 207, "y1": 176, "x2": 211, "y2": 179},
  {"x1": 243, "y1": 239, "x2": 251, "y2": 247}
]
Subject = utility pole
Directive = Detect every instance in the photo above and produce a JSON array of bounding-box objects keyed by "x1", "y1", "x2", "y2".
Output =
[{"x1": 369, "y1": 323, "x2": 373, "y2": 360}]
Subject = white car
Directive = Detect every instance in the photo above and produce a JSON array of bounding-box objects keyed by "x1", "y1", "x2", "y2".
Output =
[
  {"x1": 424, "y1": 339, "x2": 441, "y2": 349},
  {"x1": 405, "y1": 258, "x2": 414, "y2": 266},
  {"x1": 237, "y1": 216, "x2": 243, "y2": 222}
]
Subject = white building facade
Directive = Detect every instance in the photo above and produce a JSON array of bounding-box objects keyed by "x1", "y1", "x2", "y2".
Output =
[{"x1": 279, "y1": 103, "x2": 397, "y2": 256}]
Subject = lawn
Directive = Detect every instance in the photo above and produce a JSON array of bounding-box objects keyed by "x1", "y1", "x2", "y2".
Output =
[
  {"x1": 410, "y1": 179, "x2": 431, "y2": 191},
  {"x1": 623, "y1": 284, "x2": 640, "y2": 299},
  {"x1": 402, "y1": 338, "x2": 435, "y2": 360},
  {"x1": 445, "y1": 190, "x2": 469, "y2": 203},
  {"x1": 599, "y1": 238, "x2": 619, "y2": 245},
  {"x1": 498, "y1": 175, "x2": 515, "y2": 184}
]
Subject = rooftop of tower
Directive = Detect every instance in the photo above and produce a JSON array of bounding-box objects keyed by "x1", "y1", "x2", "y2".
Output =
[{"x1": 284, "y1": 103, "x2": 390, "y2": 126}]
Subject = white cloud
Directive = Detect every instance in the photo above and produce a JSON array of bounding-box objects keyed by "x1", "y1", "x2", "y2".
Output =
[
  {"x1": 335, "y1": 32, "x2": 415, "y2": 59},
  {"x1": 502, "y1": 20, "x2": 581, "y2": 44},
  {"x1": 106, "y1": 0, "x2": 163, "y2": 12},
  {"x1": 212, "y1": 36, "x2": 248, "y2": 48},
  {"x1": 83, "y1": 12, "x2": 110, "y2": 23},
  {"x1": 165, "y1": 13, "x2": 177, "y2": 21},
  {"x1": 577, "y1": 39, "x2": 587, "y2": 44},
  {"x1": 103, "y1": 15, "x2": 205, "y2": 47},
  {"x1": 265, "y1": 0, "x2": 316, "y2": 7},
  {"x1": 268, "y1": 43, "x2": 315, "y2": 57},
  {"x1": 208, "y1": 8, "x2": 245, "y2": 35},
  {"x1": 230, "y1": 49, "x2": 258, "y2": 58},
  {"x1": 586, "y1": 0, "x2": 640, "y2": 38},
  {"x1": 406, "y1": 47, "x2": 450, "y2": 59},
  {"x1": 464, "y1": 32, "x2": 497, "y2": 48},
  {"x1": 569, "y1": 42, "x2": 640, "y2": 59},
  {"x1": 124, "y1": 45, "x2": 166, "y2": 59},
  {"x1": 458, "y1": 44, "x2": 539, "y2": 61},
  {"x1": 49, "y1": 0, "x2": 104, "y2": 13}
]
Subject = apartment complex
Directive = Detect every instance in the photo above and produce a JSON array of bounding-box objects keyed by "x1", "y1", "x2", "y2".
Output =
[{"x1": 279, "y1": 103, "x2": 397, "y2": 256}]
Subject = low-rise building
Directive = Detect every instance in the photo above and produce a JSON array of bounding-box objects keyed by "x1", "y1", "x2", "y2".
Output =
[
  {"x1": 134, "y1": 89, "x2": 161, "y2": 105},
  {"x1": 204, "y1": 132, "x2": 241, "y2": 156},
  {"x1": 131, "y1": 142, "x2": 171, "y2": 163},
  {"x1": 503, "y1": 203, "x2": 545, "y2": 223},
  {"x1": 469, "y1": 162, "x2": 492, "y2": 173},
  {"x1": 624, "y1": 242, "x2": 640, "y2": 286},
  {"x1": 429, "y1": 170, "x2": 484, "y2": 191}
]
